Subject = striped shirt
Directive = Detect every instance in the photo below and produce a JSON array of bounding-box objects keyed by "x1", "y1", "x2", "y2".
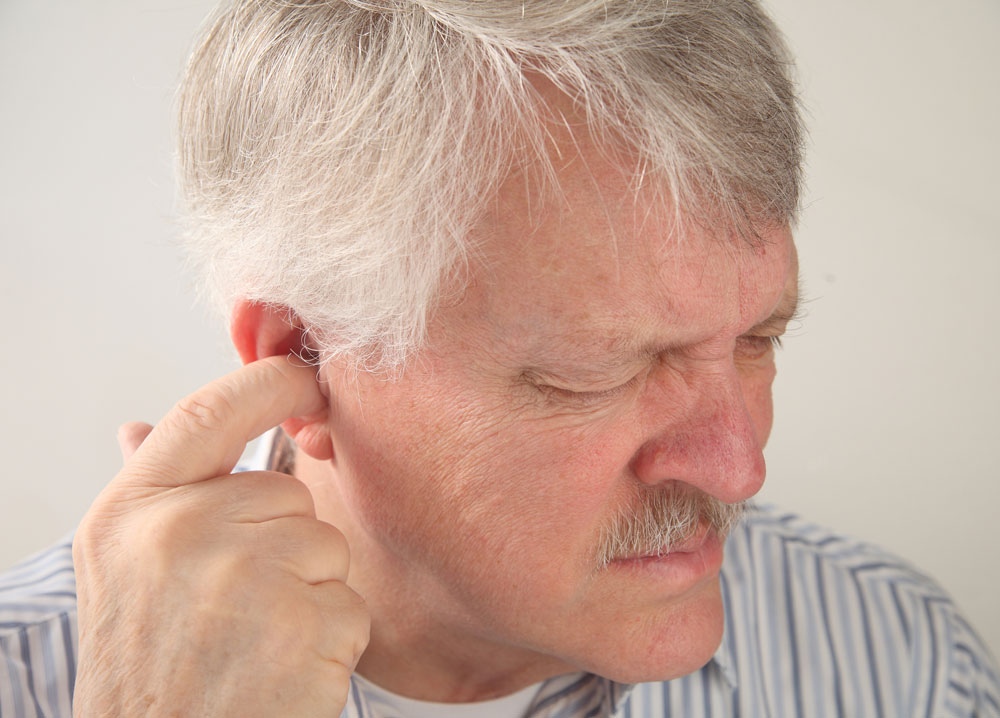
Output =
[{"x1": 2, "y1": 459, "x2": 998, "y2": 716}]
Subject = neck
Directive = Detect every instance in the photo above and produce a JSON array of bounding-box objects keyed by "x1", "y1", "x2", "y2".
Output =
[{"x1": 290, "y1": 446, "x2": 575, "y2": 702}]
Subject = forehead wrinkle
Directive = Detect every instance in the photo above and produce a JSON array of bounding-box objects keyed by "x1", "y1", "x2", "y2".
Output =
[
  {"x1": 529, "y1": 233, "x2": 795, "y2": 371},
  {"x1": 462, "y1": 86, "x2": 797, "y2": 377},
  {"x1": 625, "y1": 234, "x2": 796, "y2": 362},
  {"x1": 648, "y1": 237, "x2": 742, "y2": 330}
]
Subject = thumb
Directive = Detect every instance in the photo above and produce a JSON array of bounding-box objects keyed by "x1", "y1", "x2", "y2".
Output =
[{"x1": 117, "y1": 422, "x2": 154, "y2": 463}]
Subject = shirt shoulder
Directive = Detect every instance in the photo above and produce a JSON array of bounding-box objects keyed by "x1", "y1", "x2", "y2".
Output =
[
  {"x1": 0, "y1": 535, "x2": 78, "y2": 718},
  {"x1": 717, "y1": 505, "x2": 1000, "y2": 717}
]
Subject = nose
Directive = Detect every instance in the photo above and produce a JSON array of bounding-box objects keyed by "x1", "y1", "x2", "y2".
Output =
[{"x1": 629, "y1": 365, "x2": 766, "y2": 504}]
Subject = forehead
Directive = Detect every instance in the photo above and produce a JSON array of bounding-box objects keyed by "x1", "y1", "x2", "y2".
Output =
[{"x1": 457, "y1": 132, "x2": 795, "y2": 363}]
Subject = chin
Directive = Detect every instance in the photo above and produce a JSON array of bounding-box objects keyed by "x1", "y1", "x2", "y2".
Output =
[{"x1": 578, "y1": 577, "x2": 725, "y2": 684}]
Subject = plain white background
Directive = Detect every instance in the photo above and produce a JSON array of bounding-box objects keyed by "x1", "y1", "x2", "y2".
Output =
[{"x1": 1, "y1": 0, "x2": 998, "y2": 662}]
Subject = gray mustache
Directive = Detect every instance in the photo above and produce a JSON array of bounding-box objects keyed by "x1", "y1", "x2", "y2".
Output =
[{"x1": 597, "y1": 485, "x2": 746, "y2": 568}]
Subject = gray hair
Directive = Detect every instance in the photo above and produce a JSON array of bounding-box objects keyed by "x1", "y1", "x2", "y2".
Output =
[
  {"x1": 177, "y1": 0, "x2": 803, "y2": 372},
  {"x1": 597, "y1": 484, "x2": 746, "y2": 569}
]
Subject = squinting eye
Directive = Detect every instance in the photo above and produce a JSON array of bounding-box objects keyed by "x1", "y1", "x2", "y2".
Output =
[
  {"x1": 735, "y1": 335, "x2": 782, "y2": 361},
  {"x1": 543, "y1": 372, "x2": 644, "y2": 406}
]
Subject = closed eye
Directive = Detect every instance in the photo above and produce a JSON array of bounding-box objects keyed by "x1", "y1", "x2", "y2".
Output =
[
  {"x1": 735, "y1": 334, "x2": 783, "y2": 362},
  {"x1": 533, "y1": 371, "x2": 646, "y2": 406}
]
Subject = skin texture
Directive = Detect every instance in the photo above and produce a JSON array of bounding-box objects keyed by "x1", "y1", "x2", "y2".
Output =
[
  {"x1": 72, "y1": 358, "x2": 371, "y2": 717},
  {"x1": 279, "y1": 115, "x2": 799, "y2": 699},
  {"x1": 76, "y1": 89, "x2": 797, "y2": 712}
]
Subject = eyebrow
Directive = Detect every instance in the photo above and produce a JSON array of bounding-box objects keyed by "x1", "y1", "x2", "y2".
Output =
[
  {"x1": 530, "y1": 275, "x2": 804, "y2": 378},
  {"x1": 624, "y1": 278, "x2": 803, "y2": 362},
  {"x1": 747, "y1": 283, "x2": 802, "y2": 336}
]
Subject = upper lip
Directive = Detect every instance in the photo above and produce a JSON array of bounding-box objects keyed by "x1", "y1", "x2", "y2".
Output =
[{"x1": 622, "y1": 522, "x2": 710, "y2": 560}]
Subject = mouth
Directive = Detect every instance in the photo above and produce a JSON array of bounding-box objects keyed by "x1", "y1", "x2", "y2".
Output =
[
  {"x1": 609, "y1": 522, "x2": 723, "y2": 584},
  {"x1": 616, "y1": 519, "x2": 710, "y2": 561},
  {"x1": 595, "y1": 483, "x2": 746, "y2": 570}
]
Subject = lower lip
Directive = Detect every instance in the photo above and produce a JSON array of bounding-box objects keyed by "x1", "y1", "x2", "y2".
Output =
[{"x1": 609, "y1": 530, "x2": 723, "y2": 584}]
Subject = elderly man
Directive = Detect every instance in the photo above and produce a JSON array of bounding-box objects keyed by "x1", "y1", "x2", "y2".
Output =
[{"x1": 2, "y1": 1, "x2": 998, "y2": 716}]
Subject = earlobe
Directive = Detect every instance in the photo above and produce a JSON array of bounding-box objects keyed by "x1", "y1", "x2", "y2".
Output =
[
  {"x1": 230, "y1": 300, "x2": 334, "y2": 462},
  {"x1": 280, "y1": 414, "x2": 335, "y2": 462}
]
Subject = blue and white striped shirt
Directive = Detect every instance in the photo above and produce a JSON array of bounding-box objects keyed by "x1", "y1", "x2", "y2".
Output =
[{"x1": 2, "y1": 481, "x2": 998, "y2": 716}]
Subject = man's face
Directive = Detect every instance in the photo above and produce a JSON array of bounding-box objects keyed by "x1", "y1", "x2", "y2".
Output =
[{"x1": 316, "y1": 125, "x2": 798, "y2": 686}]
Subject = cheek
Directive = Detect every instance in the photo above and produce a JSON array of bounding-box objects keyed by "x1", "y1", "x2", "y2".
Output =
[
  {"x1": 330, "y1": 383, "x2": 479, "y2": 550},
  {"x1": 444, "y1": 409, "x2": 629, "y2": 571},
  {"x1": 335, "y1": 371, "x2": 635, "y2": 599},
  {"x1": 440, "y1": 416, "x2": 637, "y2": 617}
]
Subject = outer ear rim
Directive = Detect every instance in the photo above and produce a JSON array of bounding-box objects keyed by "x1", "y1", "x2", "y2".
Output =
[
  {"x1": 230, "y1": 300, "x2": 334, "y2": 462},
  {"x1": 231, "y1": 301, "x2": 308, "y2": 365}
]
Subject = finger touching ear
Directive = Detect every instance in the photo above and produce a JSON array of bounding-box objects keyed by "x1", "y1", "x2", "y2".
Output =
[
  {"x1": 231, "y1": 301, "x2": 313, "y2": 366},
  {"x1": 230, "y1": 300, "x2": 334, "y2": 462}
]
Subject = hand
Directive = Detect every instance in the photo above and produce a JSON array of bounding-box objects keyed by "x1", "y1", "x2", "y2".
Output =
[{"x1": 72, "y1": 356, "x2": 369, "y2": 717}]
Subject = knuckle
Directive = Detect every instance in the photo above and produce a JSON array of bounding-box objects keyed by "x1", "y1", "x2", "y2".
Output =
[
  {"x1": 345, "y1": 587, "x2": 369, "y2": 621},
  {"x1": 314, "y1": 520, "x2": 350, "y2": 562},
  {"x1": 272, "y1": 473, "x2": 317, "y2": 511},
  {"x1": 311, "y1": 583, "x2": 371, "y2": 665},
  {"x1": 353, "y1": 604, "x2": 372, "y2": 653},
  {"x1": 215, "y1": 474, "x2": 279, "y2": 520},
  {"x1": 172, "y1": 387, "x2": 237, "y2": 433},
  {"x1": 261, "y1": 600, "x2": 324, "y2": 661},
  {"x1": 350, "y1": 606, "x2": 372, "y2": 665},
  {"x1": 239, "y1": 472, "x2": 316, "y2": 516},
  {"x1": 337, "y1": 589, "x2": 371, "y2": 661},
  {"x1": 138, "y1": 502, "x2": 195, "y2": 547}
]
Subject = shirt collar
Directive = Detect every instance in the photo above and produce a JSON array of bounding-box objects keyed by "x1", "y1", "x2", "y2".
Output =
[
  {"x1": 603, "y1": 652, "x2": 738, "y2": 717},
  {"x1": 526, "y1": 626, "x2": 739, "y2": 718},
  {"x1": 711, "y1": 573, "x2": 741, "y2": 690}
]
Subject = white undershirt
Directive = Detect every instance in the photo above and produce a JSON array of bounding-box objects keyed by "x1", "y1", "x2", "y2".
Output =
[{"x1": 352, "y1": 673, "x2": 546, "y2": 718}]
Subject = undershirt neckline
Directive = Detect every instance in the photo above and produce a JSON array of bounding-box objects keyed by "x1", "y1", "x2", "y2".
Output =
[{"x1": 352, "y1": 672, "x2": 551, "y2": 718}]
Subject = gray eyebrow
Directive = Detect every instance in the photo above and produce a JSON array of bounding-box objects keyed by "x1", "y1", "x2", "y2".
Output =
[
  {"x1": 747, "y1": 275, "x2": 803, "y2": 335},
  {"x1": 528, "y1": 274, "x2": 803, "y2": 375}
]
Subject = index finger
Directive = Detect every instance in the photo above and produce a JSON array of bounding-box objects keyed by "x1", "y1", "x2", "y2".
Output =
[{"x1": 118, "y1": 355, "x2": 327, "y2": 489}]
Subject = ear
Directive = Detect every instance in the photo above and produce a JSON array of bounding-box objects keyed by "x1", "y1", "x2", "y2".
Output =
[{"x1": 231, "y1": 300, "x2": 334, "y2": 462}]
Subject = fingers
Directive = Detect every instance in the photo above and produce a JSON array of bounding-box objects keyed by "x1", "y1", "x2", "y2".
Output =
[
  {"x1": 171, "y1": 471, "x2": 319, "y2": 524},
  {"x1": 117, "y1": 422, "x2": 153, "y2": 462},
  {"x1": 252, "y1": 516, "x2": 352, "y2": 584},
  {"x1": 118, "y1": 356, "x2": 327, "y2": 490},
  {"x1": 160, "y1": 474, "x2": 348, "y2": 581},
  {"x1": 310, "y1": 582, "x2": 371, "y2": 670}
]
